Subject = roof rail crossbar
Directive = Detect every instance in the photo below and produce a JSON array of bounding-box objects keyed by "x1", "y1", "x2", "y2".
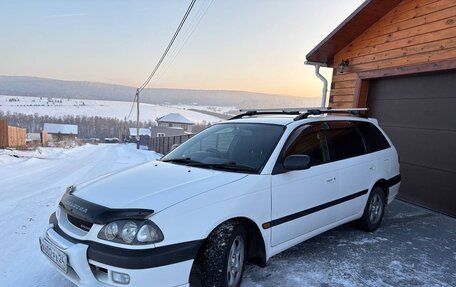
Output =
[
  {"x1": 229, "y1": 107, "x2": 368, "y2": 120},
  {"x1": 294, "y1": 108, "x2": 368, "y2": 120},
  {"x1": 239, "y1": 107, "x2": 322, "y2": 113},
  {"x1": 229, "y1": 110, "x2": 302, "y2": 120}
]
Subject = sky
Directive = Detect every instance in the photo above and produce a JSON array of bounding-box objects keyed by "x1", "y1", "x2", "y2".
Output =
[{"x1": 0, "y1": 0, "x2": 364, "y2": 98}]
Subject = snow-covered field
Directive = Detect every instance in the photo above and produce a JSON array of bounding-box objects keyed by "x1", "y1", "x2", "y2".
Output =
[
  {"x1": 1, "y1": 145, "x2": 454, "y2": 287},
  {"x1": 0, "y1": 95, "x2": 225, "y2": 123}
]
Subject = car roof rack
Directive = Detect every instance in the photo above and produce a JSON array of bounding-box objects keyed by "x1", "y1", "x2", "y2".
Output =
[{"x1": 229, "y1": 107, "x2": 368, "y2": 121}]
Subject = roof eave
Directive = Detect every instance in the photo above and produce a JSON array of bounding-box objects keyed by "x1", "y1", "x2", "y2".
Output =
[{"x1": 306, "y1": 0, "x2": 403, "y2": 66}]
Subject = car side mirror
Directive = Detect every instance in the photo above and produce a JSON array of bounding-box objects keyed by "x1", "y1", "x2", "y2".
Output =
[{"x1": 283, "y1": 155, "x2": 311, "y2": 171}]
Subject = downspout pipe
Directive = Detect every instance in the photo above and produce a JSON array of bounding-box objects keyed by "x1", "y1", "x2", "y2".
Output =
[{"x1": 304, "y1": 61, "x2": 328, "y2": 107}]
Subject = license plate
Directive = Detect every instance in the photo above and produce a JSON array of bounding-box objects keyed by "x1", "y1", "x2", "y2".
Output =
[{"x1": 39, "y1": 237, "x2": 68, "y2": 273}]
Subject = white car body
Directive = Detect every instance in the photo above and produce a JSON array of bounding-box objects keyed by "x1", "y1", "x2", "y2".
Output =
[{"x1": 40, "y1": 114, "x2": 401, "y2": 287}]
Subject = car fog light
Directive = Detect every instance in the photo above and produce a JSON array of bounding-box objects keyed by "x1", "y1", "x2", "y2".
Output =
[
  {"x1": 121, "y1": 221, "x2": 138, "y2": 243},
  {"x1": 104, "y1": 222, "x2": 119, "y2": 240},
  {"x1": 112, "y1": 271, "x2": 130, "y2": 284}
]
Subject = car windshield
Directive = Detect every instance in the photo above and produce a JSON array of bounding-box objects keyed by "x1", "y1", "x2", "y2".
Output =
[{"x1": 161, "y1": 123, "x2": 285, "y2": 173}]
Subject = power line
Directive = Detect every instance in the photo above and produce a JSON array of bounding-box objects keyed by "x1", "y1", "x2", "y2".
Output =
[
  {"x1": 154, "y1": 0, "x2": 215, "y2": 83},
  {"x1": 126, "y1": 93, "x2": 137, "y2": 120},
  {"x1": 138, "y1": 0, "x2": 197, "y2": 92}
]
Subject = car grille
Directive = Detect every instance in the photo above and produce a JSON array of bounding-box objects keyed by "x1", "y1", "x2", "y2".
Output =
[{"x1": 67, "y1": 214, "x2": 93, "y2": 232}]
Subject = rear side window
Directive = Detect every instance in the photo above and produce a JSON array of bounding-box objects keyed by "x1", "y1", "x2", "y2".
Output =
[
  {"x1": 354, "y1": 122, "x2": 390, "y2": 153},
  {"x1": 326, "y1": 121, "x2": 366, "y2": 160}
]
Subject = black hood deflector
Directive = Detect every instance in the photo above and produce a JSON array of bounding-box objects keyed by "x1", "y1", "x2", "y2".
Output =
[{"x1": 59, "y1": 187, "x2": 154, "y2": 224}]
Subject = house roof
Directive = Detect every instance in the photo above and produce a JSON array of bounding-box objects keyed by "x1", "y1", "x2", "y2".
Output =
[
  {"x1": 306, "y1": 0, "x2": 403, "y2": 66},
  {"x1": 157, "y1": 113, "x2": 194, "y2": 125},
  {"x1": 43, "y1": 123, "x2": 78, "y2": 135},
  {"x1": 129, "y1": 128, "x2": 151, "y2": 136}
]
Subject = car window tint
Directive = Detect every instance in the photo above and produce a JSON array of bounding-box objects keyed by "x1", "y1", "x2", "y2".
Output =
[
  {"x1": 327, "y1": 121, "x2": 366, "y2": 160},
  {"x1": 163, "y1": 123, "x2": 284, "y2": 173},
  {"x1": 188, "y1": 128, "x2": 235, "y2": 154},
  {"x1": 285, "y1": 124, "x2": 329, "y2": 166},
  {"x1": 354, "y1": 122, "x2": 390, "y2": 153}
]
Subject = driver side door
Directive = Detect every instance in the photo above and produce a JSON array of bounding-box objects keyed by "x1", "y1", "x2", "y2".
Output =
[{"x1": 270, "y1": 122, "x2": 340, "y2": 246}]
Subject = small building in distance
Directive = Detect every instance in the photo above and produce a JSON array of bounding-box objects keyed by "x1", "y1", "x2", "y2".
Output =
[
  {"x1": 151, "y1": 126, "x2": 186, "y2": 138},
  {"x1": 26, "y1": 132, "x2": 48, "y2": 147},
  {"x1": 128, "y1": 128, "x2": 152, "y2": 142},
  {"x1": 129, "y1": 126, "x2": 186, "y2": 140},
  {"x1": 43, "y1": 123, "x2": 78, "y2": 142},
  {"x1": 156, "y1": 113, "x2": 194, "y2": 132}
]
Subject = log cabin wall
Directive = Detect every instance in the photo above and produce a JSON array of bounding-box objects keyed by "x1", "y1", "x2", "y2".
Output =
[{"x1": 329, "y1": 0, "x2": 456, "y2": 108}]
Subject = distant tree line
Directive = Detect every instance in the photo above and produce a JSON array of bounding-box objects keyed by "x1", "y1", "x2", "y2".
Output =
[
  {"x1": 0, "y1": 111, "x2": 212, "y2": 140},
  {"x1": 0, "y1": 111, "x2": 155, "y2": 140}
]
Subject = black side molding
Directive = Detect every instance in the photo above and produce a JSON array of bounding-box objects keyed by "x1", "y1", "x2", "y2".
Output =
[
  {"x1": 386, "y1": 174, "x2": 401, "y2": 187},
  {"x1": 262, "y1": 174, "x2": 401, "y2": 230},
  {"x1": 263, "y1": 189, "x2": 369, "y2": 229},
  {"x1": 59, "y1": 191, "x2": 154, "y2": 225},
  {"x1": 51, "y1": 218, "x2": 203, "y2": 269}
]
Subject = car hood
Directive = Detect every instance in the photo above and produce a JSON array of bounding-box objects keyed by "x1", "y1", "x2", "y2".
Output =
[{"x1": 73, "y1": 161, "x2": 247, "y2": 213}]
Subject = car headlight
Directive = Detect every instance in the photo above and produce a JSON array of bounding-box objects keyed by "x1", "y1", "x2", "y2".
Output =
[{"x1": 98, "y1": 220, "x2": 164, "y2": 245}]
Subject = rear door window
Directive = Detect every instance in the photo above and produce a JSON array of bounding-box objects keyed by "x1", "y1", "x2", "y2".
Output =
[
  {"x1": 326, "y1": 121, "x2": 366, "y2": 161},
  {"x1": 354, "y1": 121, "x2": 390, "y2": 153}
]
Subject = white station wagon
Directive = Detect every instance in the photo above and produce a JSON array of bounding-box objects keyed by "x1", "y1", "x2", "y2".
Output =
[{"x1": 40, "y1": 108, "x2": 401, "y2": 287}]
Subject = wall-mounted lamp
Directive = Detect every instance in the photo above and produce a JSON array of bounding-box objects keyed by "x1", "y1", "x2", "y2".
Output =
[{"x1": 338, "y1": 59, "x2": 350, "y2": 74}]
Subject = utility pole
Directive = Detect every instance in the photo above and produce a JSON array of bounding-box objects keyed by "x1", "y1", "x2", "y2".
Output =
[
  {"x1": 136, "y1": 88, "x2": 140, "y2": 150},
  {"x1": 123, "y1": 116, "x2": 127, "y2": 143}
]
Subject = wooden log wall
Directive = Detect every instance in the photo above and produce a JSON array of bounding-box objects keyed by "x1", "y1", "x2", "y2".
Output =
[{"x1": 330, "y1": 0, "x2": 456, "y2": 108}]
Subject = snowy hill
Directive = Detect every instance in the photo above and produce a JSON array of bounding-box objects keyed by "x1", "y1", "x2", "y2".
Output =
[
  {"x1": 0, "y1": 95, "x2": 224, "y2": 123},
  {"x1": 0, "y1": 76, "x2": 319, "y2": 109}
]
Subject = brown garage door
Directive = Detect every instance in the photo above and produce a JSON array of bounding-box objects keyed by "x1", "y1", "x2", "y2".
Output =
[{"x1": 367, "y1": 70, "x2": 456, "y2": 217}]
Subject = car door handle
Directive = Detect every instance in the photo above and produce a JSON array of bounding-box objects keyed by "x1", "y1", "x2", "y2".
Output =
[
  {"x1": 326, "y1": 177, "x2": 336, "y2": 183},
  {"x1": 369, "y1": 166, "x2": 376, "y2": 170}
]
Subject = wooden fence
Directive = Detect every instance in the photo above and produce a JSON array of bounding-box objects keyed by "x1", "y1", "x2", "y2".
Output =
[
  {"x1": 0, "y1": 119, "x2": 26, "y2": 148},
  {"x1": 0, "y1": 119, "x2": 7, "y2": 148},
  {"x1": 41, "y1": 131, "x2": 48, "y2": 146},
  {"x1": 148, "y1": 134, "x2": 194, "y2": 155}
]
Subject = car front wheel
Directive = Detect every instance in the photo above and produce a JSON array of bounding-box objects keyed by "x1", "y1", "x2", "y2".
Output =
[{"x1": 199, "y1": 221, "x2": 247, "y2": 287}]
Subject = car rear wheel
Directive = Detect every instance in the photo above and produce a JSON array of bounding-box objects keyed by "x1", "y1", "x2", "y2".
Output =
[
  {"x1": 199, "y1": 221, "x2": 247, "y2": 287},
  {"x1": 360, "y1": 186, "x2": 386, "y2": 232}
]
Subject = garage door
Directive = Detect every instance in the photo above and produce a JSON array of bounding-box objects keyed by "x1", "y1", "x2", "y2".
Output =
[{"x1": 367, "y1": 70, "x2": 456, "y2": 217}]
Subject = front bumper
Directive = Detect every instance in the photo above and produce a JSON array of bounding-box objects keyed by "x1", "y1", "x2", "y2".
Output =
[{"x1": 40, "y1": 219, "x2": 194, "y2": 287}]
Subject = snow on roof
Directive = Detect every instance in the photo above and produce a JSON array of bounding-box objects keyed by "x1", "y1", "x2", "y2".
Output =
[
  {"x1": 129, "y1": 128, "x2": 151, "y2": 136},
  {"x1": 43, "y1": 123, "x2": 78, "y2": 135},
  {"x1": 157, "y1": 113, "x2": 194, "y2": 125}
]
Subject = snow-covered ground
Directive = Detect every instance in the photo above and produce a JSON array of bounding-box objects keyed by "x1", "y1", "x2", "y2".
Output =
[
  {"x1": 0, "y1": 144, "x2": 160, "y2": 286},
  {"x1": 1, "y1": 145, "x2": 454, "y2": 287},
  {"x1": 0, "y1": 95, "x2": 224, "y2": 123}
]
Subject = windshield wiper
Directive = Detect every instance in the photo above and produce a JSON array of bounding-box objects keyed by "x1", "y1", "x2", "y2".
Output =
[
  {"x1": 162, "y1": 158, "x2": 257, "y2": 173},
  {"x1": 161, "y1": 158, "x2": 201, "y2": 165},
  {"x1": 186, "y1": 162, "x2": 257, "y2": 173}
]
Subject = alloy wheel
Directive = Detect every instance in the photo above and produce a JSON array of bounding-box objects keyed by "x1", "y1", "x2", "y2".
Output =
[{"x1": 226, "y1": 235, "x2": 245, "y2": 287}]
